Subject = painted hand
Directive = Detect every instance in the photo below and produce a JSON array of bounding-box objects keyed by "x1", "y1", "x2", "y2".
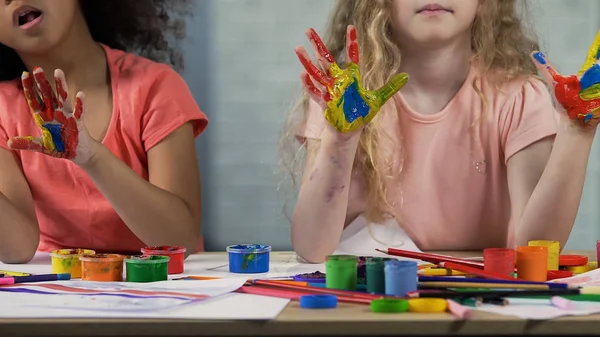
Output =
[
  {"x1": 531, "y1": 30, "x2": 600, "y2": 125},
  {"x1": 8, "y1": 67, "x2": 96, "y2": 165},
  {"x1": 295, "y1": 26, "x2": 409, "y2": 133}
]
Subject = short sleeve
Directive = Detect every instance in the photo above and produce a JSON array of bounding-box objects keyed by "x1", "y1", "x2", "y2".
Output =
[
  {"x1": 500, "y1": 78, "x2": 559, "y2": 163},
  {"x1": 0, "y1": 123, "x2": 9, "y2": 151},
  {"x1": 141, "y1": 68, "x2": 208, "y2": 151},
  {"x1": 295, "y1": 99, "x2": 326, "y2": 142}
]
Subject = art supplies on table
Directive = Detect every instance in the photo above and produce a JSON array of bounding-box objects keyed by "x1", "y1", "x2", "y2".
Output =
[
  {"x1": 226, "y1": 244, "x2": 271, "y2": 274},
  {"x1": 141, "y1": 246, "x2": 186, "y2": 274}
]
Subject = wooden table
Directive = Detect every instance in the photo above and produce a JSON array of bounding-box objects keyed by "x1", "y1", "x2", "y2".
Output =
[{"x1": 2, "y1": 251, "x2": 600, "y2": 337}]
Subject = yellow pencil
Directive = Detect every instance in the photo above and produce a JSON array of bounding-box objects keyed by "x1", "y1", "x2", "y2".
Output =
[
  {"x1": 418, "y1": 268, "x2": 467, "y2": 276},
  {"x1": 0, "y1": 270, "x2": 31, "y2": 276},
  {"x1": 419, "y1": 281, "x2": 550, "y2": 290}
]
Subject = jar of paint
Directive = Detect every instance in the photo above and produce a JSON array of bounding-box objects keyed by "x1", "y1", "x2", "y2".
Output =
[
  {"x1": 516, "y1": 246, "x2": 547, "y2": 282},
  {"x1": 384, "y1": 260, "x2": 418, "y2": 297},
  {"x1": 141, "y1": 246, "x2": 186, "y2": 274},
  {"x1": 80, "y1": 254, "x2": 125, "y2": 282},
  {"x1": 483, "y1": 248, "x2": 515, "y2": 277},
  {"x1": 325, "y1": 255, "x2": 357, "y2": 291},
  {"x1": 50, "y1": 249, "x2": 95, "y2": 279},
  {"x1": 226, "y1": 244, "x2": 271, "y2": 274},
  {"x1": 528, "y1": 240, "x2": 560, "y2": 270},
  {"x1": 125, "y1": 255, "x2": 170, "y2": 283},
  {"x1": 365, "y1": 257, "x2": 388, "y2": 294}
]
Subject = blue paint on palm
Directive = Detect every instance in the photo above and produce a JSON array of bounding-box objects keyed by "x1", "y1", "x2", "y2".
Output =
[
  {"x1": 44, "y1": 123, "x2": 64, "y2": 152},
  {"x1": 342, "y1": 82, "x2": 370, "y2": 123},
  {"x1": 580, "y1": 64, "x2": 600, "y2": 91}
]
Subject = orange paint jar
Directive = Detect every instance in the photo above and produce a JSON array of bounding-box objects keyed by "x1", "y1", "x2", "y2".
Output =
[
  {"x1": 516, "y1": 246, "x2": 548, "y2": 282},
  {"x1": 79, "y1": 254, "x2": 125, "y2": 282}
]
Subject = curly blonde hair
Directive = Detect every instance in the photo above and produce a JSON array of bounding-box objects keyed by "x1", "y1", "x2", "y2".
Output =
[{"x1": 278, "y1": 0, "x2": 540, "y2": 223}]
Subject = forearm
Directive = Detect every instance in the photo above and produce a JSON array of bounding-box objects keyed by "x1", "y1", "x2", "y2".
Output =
[
  {"x1": 291, "y1": 129, "x2": 360, "y2": 263},
  {"x1": 0, "y1": 193, "x2": 39, "y2": 263},
  {"x1": 516, "y1": 120, "x2": 596, "y2": 248},
  {"x1": 80, "y1": 143, "x2": 199, "y2": 253}
]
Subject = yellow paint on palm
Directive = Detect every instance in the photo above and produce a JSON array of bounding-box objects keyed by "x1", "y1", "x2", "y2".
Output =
[
  {"x1": 324, "y1": 62, "x2": 409, "y2": 133},
  {"x1": 578, "y1": 30, "x2": 600, "y2": 77},
  {"x1": 33, "y1": 114, "x2": 56, "y2": 152},
  {"x1": 580, "y1": 83, "x2": 600, "y2": 100}
]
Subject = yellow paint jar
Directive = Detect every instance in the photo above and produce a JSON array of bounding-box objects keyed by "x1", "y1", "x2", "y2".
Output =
[
  {"x1": 408, "y1": 298, "x2": 448, "y2": 313},
  {"x1": 50, "y1": 249, "x2": 95, "y2": 279},
  {"x1": 528, "y1": 240, "x2": 560, "y2": 270}
]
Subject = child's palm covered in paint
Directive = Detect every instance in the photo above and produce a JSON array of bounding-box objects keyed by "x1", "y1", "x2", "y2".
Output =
[
  {"x1": 8, "y1": 67, "x2": 94, "y2": 165},
  {"x1": 532, "y1": 30, "x2": 600, "y2": 126},
  {"x1": 295, "y1": 26, "x2": 409, "y2": 133}
]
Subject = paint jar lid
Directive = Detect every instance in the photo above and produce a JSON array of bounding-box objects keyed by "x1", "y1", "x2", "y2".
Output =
[
  {"x1": 370, "y1": 299, "x2": 409, "y2": 313},
  {"x1": 516, "y1": 246, "x2": 548, "y2": 259},
  {"x1": 299, "y1": 295, "x2": 338, "y2": 309},
  {"x1": 559, "y1": 255, "x2": 588, "y2": 267},
  {"x1": 408, "y1": 298, "x2": 448, "y2": 313},
  {"x1": 384, "y1": 260, "x2": 417, "y2": 271},
  {"x1": 483, "y1": 248, "x2": 515, "y2": 259},
  {"x1": 293, "y1": 272, "x2": 326, "y2": 283},
  {"x1": 141, "y1": 246, "x2": 186, "y2": 254},
  {"x1": 79, "y1": 254, "x2": 124, "y2": 262},
  {"x1": 125, "y1": 255, "x2": 170, "y2": 264},
  {"x1": 547, "y1": 270, "x2": 573, "y2": 280},
  {"x1": 226, "y1": 244, "x2": 271, "y2": 254},
  {"x1": 365, "y1": 257, "x2": 389, "y2": 266},
  {"x1": 50, "y1": 248, "x2": 95, "y2": 258},
  {"x1": 528, "y1": 240, "x2": 560, "y2": 248}
]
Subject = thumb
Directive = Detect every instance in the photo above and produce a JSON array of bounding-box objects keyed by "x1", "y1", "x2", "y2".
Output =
[
  {"x1": 8, "y1": 136, "x2": 44, "y2": 152},
  {"x1": 530, "y1": 51, "x2": 561, "y2": 86},
  {"x1": 373, "y1": 72, "x2": 409, "y2": 107}
]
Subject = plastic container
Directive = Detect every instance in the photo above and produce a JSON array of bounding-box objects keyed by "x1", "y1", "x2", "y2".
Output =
[
  {"x1": 528, "y1": 240, "x2": 560, "y2": 270},
  {"x1": 226, "y1": 244, "x2": 271, "y2": 273},
  {"x1": 125, "y1": 255, "x2": 170, "y2": 283},
  {"x1": 50, "y1": 249, "x2": 95, "y2": 279},
  {"x1": 141, "y1": 246, "x2": 186, "y2": 274},
  {"x1": 366, "y1": 257, "x2": 388, "y2": 294},
  {"x1": 79, "y1": 254, "x2": 125, "y2": 281},
  {"x1": 384, "y1": 260, "x2": 418, "y2": 297},
  {"x1": 293, "y1": 271, "x2": 326, "y2": 283},
  {"x1": 357, "y1": 256, "x2": 367, "y2": 285},
  {"x1": 516, "y1": 246, "x2": 547, "y2": 282},
  {"x1": 325, "y1": 255, "x2": 357, "y2": 291},
  {"x1": 483, "y1": 248, "x2": 515, "y2": 277}
]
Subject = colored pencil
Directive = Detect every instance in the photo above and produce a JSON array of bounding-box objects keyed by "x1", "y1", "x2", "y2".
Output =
[
  {"x1": 418, "y1": 268, "x2": 467, "y2": 276},
  {"x1": 446, "y1": 299, "x2": 471, "y2": 319},
  {"x1": 238, "y1": 285, "x2": 373, "y2": 305},
  {"x1": 409, "y1": 288, "x2": 588, "y2": 299},
  {"x1": 419, "y1": 276, "x2": 570, "y2": 289},
  {"x1": 438, "y1": 262, "x2": 518, "y2": 281},
  {"x1": 249, "y1": 279, "x2": 381, "y2": 300},
  {"x1": 375, "y1": 248, "x2": 486, "y2": 269},
  {"x1": 419, "y1": 281, "x2": 552, "y2": 290},
  {"x1": 0, "y1": 273, "x2": 70, "y2": 284},
  {"x1": 0, "y1": 270, "x2": 31, "y2": 277}
]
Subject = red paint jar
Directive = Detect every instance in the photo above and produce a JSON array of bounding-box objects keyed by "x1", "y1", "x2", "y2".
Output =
[
  {"x1": 141, "y1": 246, "x2": 186, "y2": 274},
  {"x1": 483, "y1": 248, "x2": 515, "y2": 277}
]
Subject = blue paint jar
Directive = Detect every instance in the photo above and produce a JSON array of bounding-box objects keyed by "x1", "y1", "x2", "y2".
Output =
[
  {"x1": 226, "y1": 244, "x2": 271, "y2": 274},
  {"x1": 384, "y1": 260, "x2": 418, "y2": 297}
]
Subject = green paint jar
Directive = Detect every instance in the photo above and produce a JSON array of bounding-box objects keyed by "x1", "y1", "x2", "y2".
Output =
[
  {"x1": 125, "y1": 255, "x2": 170, "y2": 283},
  {"x1": 366, "y1": 257, "x2": 388, "y2": 294},
  {"x1": 325, "y1": 255, "x2": 357, "y2": 291}
]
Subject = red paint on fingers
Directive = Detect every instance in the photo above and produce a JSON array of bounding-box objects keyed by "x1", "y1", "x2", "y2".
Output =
[
  {"x1": 8, "y1": 137, "x2": 43, "y2": 152},
  {"x1": 295, "y1": 48, "x2": 334, "y2": 88},
  {"x1": 552, "y1": 74, "x2": 600, "y2": 121},
  {"x1": 74, "y1": 97, "x2": 83, "y2": 120},
  {"x1": 21, "y1": 73, "x2": 44, "y2": 114},
  {"x1": 32, "y1": 69, "x2": 56, "y2": 117},
  {"x1": 347, "y1": 27, "x2": 359, "y2": 64},
  {"x1": 307, "y1": 28, "x2": 334, "y2": 64},
  {"x1": 55, "y1": 76, "x2": 68, "y2": 109}
]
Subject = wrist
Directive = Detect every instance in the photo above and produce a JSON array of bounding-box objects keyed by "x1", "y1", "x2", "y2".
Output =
[
  {"x1": 321, "y1": 124, "x2": 362, "y2": 148},
  {"x1": 77, "y1": 141, "x2": 107, "y2": 171},
  {"x1": 558, "y1": 115, "x2": 598, "y2": 140}
]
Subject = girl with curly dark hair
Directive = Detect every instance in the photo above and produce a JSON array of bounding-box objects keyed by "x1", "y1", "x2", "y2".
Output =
[{"x1": 0, "y1": 0, "x2": 207, "y2": 263}]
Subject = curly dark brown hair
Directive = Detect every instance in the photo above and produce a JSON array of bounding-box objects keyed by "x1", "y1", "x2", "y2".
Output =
[{"x1": 0, "y1": 0, "x2": 194, "y2": 81}]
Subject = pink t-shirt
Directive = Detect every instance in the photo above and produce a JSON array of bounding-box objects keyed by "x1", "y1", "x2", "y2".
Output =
[
  {"x1": 0, "y1": 44, "x2": 208, "y2": 253},
  {"x1": 298, "y1": 66, "x2": 559, "y2": 250}
]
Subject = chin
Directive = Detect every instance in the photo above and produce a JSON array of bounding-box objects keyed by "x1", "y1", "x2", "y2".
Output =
[{"x1": 13, "y1": 37, "x2": 57, "y2": 56}]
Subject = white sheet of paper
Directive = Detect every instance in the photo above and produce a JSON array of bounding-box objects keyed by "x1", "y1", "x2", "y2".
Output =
[
  {"x1": 470, "y1": 298, "x2": 600, "y2": 320},
  {"x1": 0, "y1": 278, "x2": 289, "y2": 320},
  {"x1": 548, "y1": 267, "x2": 600, "y2": 285}
]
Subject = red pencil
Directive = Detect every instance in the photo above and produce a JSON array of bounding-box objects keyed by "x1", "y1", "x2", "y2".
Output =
[
  {"x1": 237, "y1": 285, "x2": 373, "y2": 305},
  {"x1": 439, "y1": 262, "x2": 518, "y2": 281},
  {"x1": 251, "y1": 279, "x2": 381, "y2": 300},
  {"x1": 376, "y1": 248, "x2": 486, "y2": 269}
]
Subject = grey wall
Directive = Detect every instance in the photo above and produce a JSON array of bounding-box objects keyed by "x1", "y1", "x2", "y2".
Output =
[{"x1": 182, "y1": 0, "x2": 600, "y2": 251}]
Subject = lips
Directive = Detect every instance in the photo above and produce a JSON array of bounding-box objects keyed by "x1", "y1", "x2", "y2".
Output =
[
  {"x1": 416, "y1": 3, "x2": 453, "y2": 13},
  {"x1": 13, "y1": 5, "x2": 43, "y2": 27}
]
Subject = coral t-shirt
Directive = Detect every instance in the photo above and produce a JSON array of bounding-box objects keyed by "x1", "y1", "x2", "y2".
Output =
[
  {"x1": 298, "y1": 66, "x2": 559, "y2": 250},
  {"x1": 0, "y1": 44, "x2": 208, "y2": 253}
]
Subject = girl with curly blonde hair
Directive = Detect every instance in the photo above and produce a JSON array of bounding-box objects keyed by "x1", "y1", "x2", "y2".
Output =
[{"x1": 281, "y1": 0, "x2": 599, "y2": 263}]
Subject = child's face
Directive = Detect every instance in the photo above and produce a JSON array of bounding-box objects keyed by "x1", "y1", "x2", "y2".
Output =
[
  {"x1": 390, "y1": 0, "x2": 479, "y2": 49},
  {"x1": 0, "y1": 0, "x2": 80, "y2": 55}
]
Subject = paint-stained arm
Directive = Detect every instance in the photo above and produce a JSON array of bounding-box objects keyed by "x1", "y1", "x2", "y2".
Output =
[
  {"x1": 509, "y1": 35, "x2": 600, "y2": 249},
  {"x1": 0, "y1": 148, "x2": 40, "y2": 263},
  {"x1": 291, "y1": 26, "x2": 407, "y2": 263}
]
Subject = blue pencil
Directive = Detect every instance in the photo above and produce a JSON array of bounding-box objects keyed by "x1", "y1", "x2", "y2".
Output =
[
  {"x1": 418, "y1": 276, "x2": 569, "y2": 289},
  {"x1": 8, "y1": 273, "x2": 71, "y2": 284}
]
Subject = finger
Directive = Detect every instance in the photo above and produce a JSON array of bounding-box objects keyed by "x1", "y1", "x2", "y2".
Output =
[
  {"x1": 530, "y1": 51, "x2": 562, "y2": 85},
  {"x1": 373, "y1": 73, "x2": 409, "y2": 105},
  {"x1": 32, "y1": 67, "x2": 58, "y2": 114},
  {"x1": 7, "y1": 136, "x2": 44, "y2": 152},
  {"x1": 21, "y1": 72, "x2": 43, "y2": 115},
  {"x1": 53, "y1": 69, "x2": 70, "y2": 110},
  {"x1": 345, "y1": 25, "x2": 359, "y2": 64},
  {"x1": 295, "y1": 46, "x2": 334, "y2": 88},
  {"x1": 306, "y1": 28, "x2": 334, "y2": 75},
  {"x1": 73, "y1": 91, "x2": 85, "y2": 120},
  {"x1": 579, "y1": 29, "x2": 600, "y2": 75},
  {"x1": 301, "y1": 72, "x2": 330, "y2": 110}
]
